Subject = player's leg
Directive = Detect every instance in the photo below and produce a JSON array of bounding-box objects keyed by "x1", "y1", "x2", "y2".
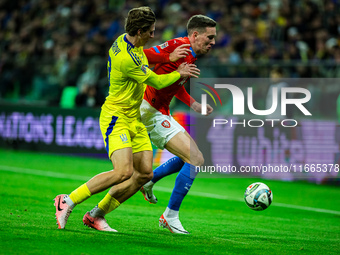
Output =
[
  {"x1": 54, "y1": 115, "x2": 134, "y2": 229},
  {"x1": 109, "y1": 150, "x2": 153, "y2": 202},
  {"x1": 82, "y1": 147, "x2": 146, "y2": 232},
  {"x1": 141, "y1": 100, "x2": 185, "y2": 185},
  {"x1": 84, "y1": 121, "x2": 153, "y2": 231},
  {"x1": 152, "y1": 157, "x2": 185, "y2": 183},
  {"x1": 140, "y1": 107, "x2": 186, "y2": 203},
  {"x1": 54, "y1": 146, "x2": 134, "y2": 230},
  {"x1": 159, "y1": 131, "x2": 202, "y2": 234},
  {"x1": 141, "y1": 156, "x2": 184, "y2": 203},
  {"x1": 85, "y1": 147, "x2": 134, "y2": 194},
  {"x1": 166, "y1": 131, "x2": 204, "y2": 166},
  {"x1": 84, "y1": 151, "x2": 153, "y2": 231}
]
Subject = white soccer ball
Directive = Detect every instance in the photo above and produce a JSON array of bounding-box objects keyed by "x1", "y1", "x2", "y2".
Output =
[{"x1": 244, "y1": 182, "x2": 273, "y2": 211}]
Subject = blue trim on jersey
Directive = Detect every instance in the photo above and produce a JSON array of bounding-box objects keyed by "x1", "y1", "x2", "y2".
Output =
[
  {"x1": 152, "y1": 46, "x2": 160, "y2": 53},
  {"x1": 126, "y1": 43, "x2": 142, "y2": 66},
  {"x1": 105, "y1": 116, "x2": 118, "y2": 155},
  {"x1": 131, "y1": 50, "x2": 142, "y2": 65},
  {"x1": 189, "y1": 46, "x2": 196, "y2": 58},
  {"x1": 123, "y1": 34, "x2": 142, "y2": 66},
  {"x1": 127, "y1": 48, "x2": 139, "y2": 66},
  {"x1": 123, "y1": 34, "x2": 141, "y2": 65},
  {"x1": 123, "y1": 34, "x2": 134, "y2": 48}
]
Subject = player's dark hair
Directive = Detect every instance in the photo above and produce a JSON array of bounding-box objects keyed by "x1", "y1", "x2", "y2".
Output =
[
  {"x1": 125, "y1": 7, "x2": 156, "y2": 36},
  {"x1": 187, "y1": 15, "x2": 216, "y2": 35}
]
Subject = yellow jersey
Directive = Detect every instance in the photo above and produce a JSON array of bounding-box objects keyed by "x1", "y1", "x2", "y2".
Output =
[{"x1": 103, "y1": 33, "x2": 152, "y2": 119}]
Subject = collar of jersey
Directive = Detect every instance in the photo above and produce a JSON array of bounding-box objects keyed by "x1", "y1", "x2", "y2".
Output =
[
  {"x1": 189, "y1": 46, "x2": 197, "y2": 58},
  {"x1": 183, "y1": 37, "x2": 197, "y2": 58},
  {"x1": 124, "y1": 34, "x2": 135, "y2": 48}
]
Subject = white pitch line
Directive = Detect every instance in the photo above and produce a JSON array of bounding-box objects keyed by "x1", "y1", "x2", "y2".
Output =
[
  {"x1": 0, "y1": 165, "x2": 89, "y2": 181},
  {"x1": 1, "y1": 165, "x2": 340, "y2": 216}
]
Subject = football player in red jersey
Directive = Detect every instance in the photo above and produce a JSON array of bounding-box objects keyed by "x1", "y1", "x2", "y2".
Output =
[{"x1": 140, "y1": 15, "x2": 216, "y2": 234}]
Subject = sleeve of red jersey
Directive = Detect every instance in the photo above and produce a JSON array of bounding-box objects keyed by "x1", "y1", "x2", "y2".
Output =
[
  {"x1": 143, "y1": 39, "x2": 183, "y2": 65},
  {"x1": 175, "y1": 85, "x2": 196, "y2": 107}
]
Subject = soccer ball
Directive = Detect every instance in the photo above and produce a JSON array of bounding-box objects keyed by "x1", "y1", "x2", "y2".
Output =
[{"x1": 244, "y1": 182, "x2": 273, "y2": 211}]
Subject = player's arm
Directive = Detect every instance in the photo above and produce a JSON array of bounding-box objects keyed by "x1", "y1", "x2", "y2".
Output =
[
  {"x1": 145, "y1": 63, "x2": 200, "y2": 90},
  {"x1": 144, "y1": 47, "x2": 170, "y2": 65},
  {"x1": 175, "y1": 85, "x2": 213, "y2": 115},
  {"x1": 144, "y1": 43, "x2": 192, "y2": 65},
  {"x1": 191, "y1": 101, "x2": 213, "y2": 115},
  {"x1": 121, "y1": 56, "x2": 200, "y2": 90},
  {"x1": 175, "y1": 85, "x2": 196, "y2": 107}
]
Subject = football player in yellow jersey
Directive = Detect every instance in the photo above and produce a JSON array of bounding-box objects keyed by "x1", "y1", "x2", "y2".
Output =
[{"x1": 53, "y1": 6, "x2": 200, "y2": 232}]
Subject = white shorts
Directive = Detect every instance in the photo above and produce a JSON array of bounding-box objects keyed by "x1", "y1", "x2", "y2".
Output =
[{"x1": 140, "y1": 99, "x2": 185, "y2": 150}]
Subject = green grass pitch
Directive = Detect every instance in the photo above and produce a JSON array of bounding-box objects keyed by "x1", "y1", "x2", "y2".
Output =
[{"x1": 0, "y1": 148, "x2": 339, "y2": 255}]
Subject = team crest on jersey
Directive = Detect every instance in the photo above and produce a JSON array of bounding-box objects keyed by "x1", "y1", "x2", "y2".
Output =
[
  {"x1": 160, "y1": 42, "x2": 169, "y2": 49},
  {"x1": 161, "y1": 120, "x2": 171, "y2": 128},
  {"x1": 140, "y1": 65, "x2": 147, "y2": 74}
]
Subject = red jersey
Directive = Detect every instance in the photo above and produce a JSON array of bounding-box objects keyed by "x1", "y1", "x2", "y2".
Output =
[{"x1": 143, "y1": 37, "x2": 196, "y2": 115}]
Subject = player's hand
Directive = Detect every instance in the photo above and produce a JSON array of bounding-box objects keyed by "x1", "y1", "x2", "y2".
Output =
[
  {"x1": 176, "y1": 63, "x2": 200, "y2": 78},
  {"x1": 191, "y1": 101, "x2": 214, "y2": 115},
  {"x1": 169, "y1": 44, "x2": 192, "y2": 62}
]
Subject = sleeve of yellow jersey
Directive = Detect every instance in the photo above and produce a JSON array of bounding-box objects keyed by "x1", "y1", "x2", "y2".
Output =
[
  {"x1": 121, "y1": 56, "x2": 181, "y2": 90},
  {"x1": 120, "y1": 56, "x2": 152, "y2": 84}
]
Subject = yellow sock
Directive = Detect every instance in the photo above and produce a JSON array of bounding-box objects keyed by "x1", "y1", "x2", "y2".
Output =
[
  {"x1": 98, "y1": 193, "x2": 120, "y2": 214},
  {"x1": 69, "y1": 183, "x2": 91, "y2": 205}
]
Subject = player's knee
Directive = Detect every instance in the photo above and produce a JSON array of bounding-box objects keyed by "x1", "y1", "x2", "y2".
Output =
[
  {"x1": 115, "y1": 167, "x2": 134, "y2": 183},
  {"x1": 142, "y1": 170, "x2": 153, "y2": 184},
  {"x1": 146, "y1": 171, "x2": 154, "y2": 182},
  {"x1": 136, "y1": 170, "x2": 153, "y2": 186},
  {"x1": 121, "y1": 169, "x2": 134, "y2": 182},
  {"x1": 191, "y1": 150, "x2": 204, "y2": 166}
]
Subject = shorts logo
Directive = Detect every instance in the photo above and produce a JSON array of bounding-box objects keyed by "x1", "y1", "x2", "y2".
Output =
[
  {"x1": 161, "y1": 120, "x2": 171, "y2": 128},
  {"x1": 120, "y1": 134, "x2": 129, "y2": 144}
]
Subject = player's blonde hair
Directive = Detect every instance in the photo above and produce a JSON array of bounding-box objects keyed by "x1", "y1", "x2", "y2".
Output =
[{"x1": 125, "y1": 7, "x2": 156, "y2": 36}]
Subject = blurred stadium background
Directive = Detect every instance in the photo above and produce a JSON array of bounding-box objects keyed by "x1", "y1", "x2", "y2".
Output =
[
  {"x1": 1, "y1": 0, "x2": 339, "y2": 180},
  {"x1": 0, "y1": 1, "x2": 339, "y2": 254},
  {"x1": 0, "y1": 0, "x2": 339, "y2": 106}
]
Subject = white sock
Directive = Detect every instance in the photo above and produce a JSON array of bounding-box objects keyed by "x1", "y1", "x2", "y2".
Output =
[
  {"x1": 89, "y1": 205, "x2": 105, "y2": 217},
  {"x1": 164, "y1": 207, "x2": 179, "y2": 218},
  {"x1": 63, "y1": 195, "x2": 76, "y2": 209}
]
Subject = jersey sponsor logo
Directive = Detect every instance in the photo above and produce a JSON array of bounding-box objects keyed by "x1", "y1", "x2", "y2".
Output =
[
  {"x1": 161, "y1": 120, "x2": 171, "y2": 128},
  {"x1": 120, "y1": 134, "x2": 129, "y2": 144},
  {"x1": 141, "y1": 65, "x2": 147, "y2": 74},
  {"x1": 160, "y1": 42, "x2": 169, "y2": 49}
]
